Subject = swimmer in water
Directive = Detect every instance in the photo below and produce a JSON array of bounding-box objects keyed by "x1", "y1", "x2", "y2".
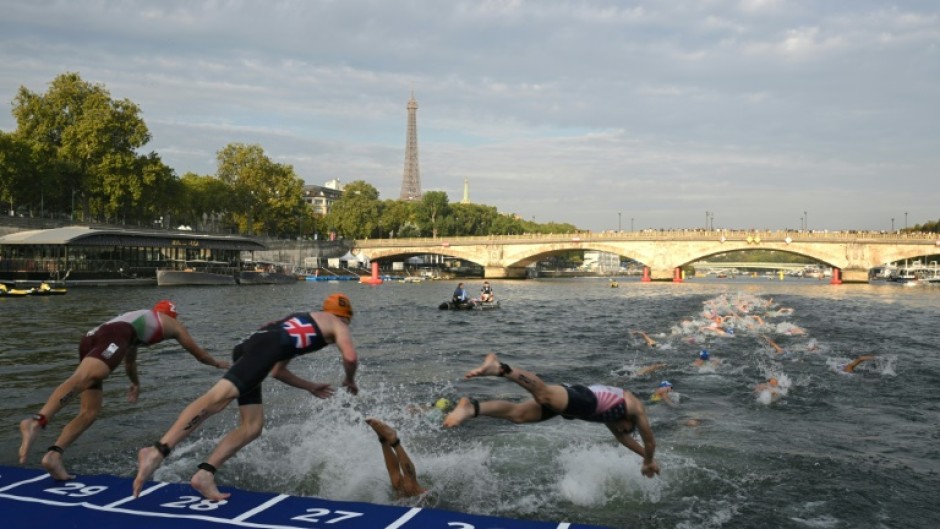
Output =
[
  {"x1": 444, "y1": 353, "x2": 660, "y2": 479},
  {"x1": 631, "y1": 331, "x2": 657, "y2": 348},
  {"x1": 693, "y1": 350, "x2": 719, "y2": 368},
  {"x1": 840, "y1": 354, "x2": 876, "y2": 373},
  {"x1": 753, "y1": 377, "x2": 784, "y2": 403},
  {"x1": 761, "y1": 335, "x2": 784, "y2": 354},
  {"x1": 365, "y1": 418, "x2": 427, "y2": 499},
  {"x1": 650, "y1": 380, "x2": 678, "y2": 407}
]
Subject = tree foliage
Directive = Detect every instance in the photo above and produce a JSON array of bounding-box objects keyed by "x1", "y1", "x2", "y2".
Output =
[{"x1": 0, "y1": 72, "x2": 583, "y2": 237}]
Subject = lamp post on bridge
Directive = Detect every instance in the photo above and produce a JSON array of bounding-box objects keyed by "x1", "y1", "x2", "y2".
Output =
[
  {"x1": 800, "y1": 216, "x2": 804, "y2": 232},
  {"x1": 631, "y1": 217, "x2": 634, "y2": 232},
  {"x1": 891, "y1": 218, "x2": 895, "y2": 231},
  {"x1": 804, "y1": 211, "x2": 808, "y2": 232},
  {"x1": 905, "y1": 212, "x2": 908, "y2": 230},
  {"x1": 618, "y1": 212, "x2": 622, "y2": 232}
]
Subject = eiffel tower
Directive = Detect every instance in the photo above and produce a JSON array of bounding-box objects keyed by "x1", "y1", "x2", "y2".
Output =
[{"x1": 399, "y1": 92, "x2": 422, "y2": 201}]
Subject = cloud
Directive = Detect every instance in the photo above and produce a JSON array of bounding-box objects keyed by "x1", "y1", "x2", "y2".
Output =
[{"x1": 0, "y1": 0, "x2": 937, "y2": 231}]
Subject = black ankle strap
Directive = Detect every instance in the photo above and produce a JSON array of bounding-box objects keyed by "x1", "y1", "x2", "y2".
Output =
[
  {"x1": 470, "y1": 397, "x2": 480, "y2": 417},
  {"x1": 197, "y1": 462, "x2": 217, "y2": 474},
  {"x1": 153, "y1": 441, "x2": 171, "y2": 458},
  {"x1": 47, "y1": 445, "x2": 64, "y2": 454}
]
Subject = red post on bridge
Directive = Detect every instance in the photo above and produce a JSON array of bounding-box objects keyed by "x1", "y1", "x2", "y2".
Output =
[
  {"x1": 830, "y1": 267, "x2": 842, "y2": 285},
  {"x1": 642, "y1": 266, "x2": 651, "y2": 282},
  {"x1": 672, "y1": 267, "x2": 683, "y2": 283}
]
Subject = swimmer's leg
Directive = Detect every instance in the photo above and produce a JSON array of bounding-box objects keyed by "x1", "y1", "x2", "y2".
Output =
[
  {"x1": 20, "y1": 359, "x2": 108, "y2": 464},
  {"x1": 42, "y1": 387, "x2": 103, "y2": 480},
  {"x1": 134, "y1": 379, "x2": 238, "y2": 497},
  {"x1": 444, "y1": 398, "x2": 543, "y2": 428},
  {"x1": 191, "y1": 403, "x2": 262, "y2": 501}
]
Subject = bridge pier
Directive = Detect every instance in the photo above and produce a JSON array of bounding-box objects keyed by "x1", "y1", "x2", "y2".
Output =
[
  {"x1": 840, "y1": 268, "x2": 870, "y2": 284},
  {"x1": 649, "y1": 268, "x2": 677, "y2": 282},
  {"x1": 484, "y1": 266, "x2": 528, "y2": 279}
]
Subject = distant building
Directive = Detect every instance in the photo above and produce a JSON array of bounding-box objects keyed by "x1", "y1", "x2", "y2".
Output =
[
  {"x1": 302, "y1": 181, "x2": 344, "y2": 216},
  {"x1": 582, "y1": 251, "x2": 621, "y2": 273}
]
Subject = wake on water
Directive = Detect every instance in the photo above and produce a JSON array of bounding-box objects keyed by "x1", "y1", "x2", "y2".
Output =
[{"x1": 144, "y1": 290, "x2": 903, "y2": 529}]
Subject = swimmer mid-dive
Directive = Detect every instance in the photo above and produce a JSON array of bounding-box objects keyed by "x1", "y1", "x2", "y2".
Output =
[
  {"x1": 133, "y1": 294, "x2": 359, "y2": 500},
  {"x1": 444, "y1": 353, "x2": 660, "y2": 479},
  {"x1": 366, "y1": 418, "x2": 427, "y2": 499}
]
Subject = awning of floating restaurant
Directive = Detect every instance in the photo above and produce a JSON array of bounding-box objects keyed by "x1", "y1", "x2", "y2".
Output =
[{"x1": 0, "y1": 226, "x2": 267, "y2": 251}]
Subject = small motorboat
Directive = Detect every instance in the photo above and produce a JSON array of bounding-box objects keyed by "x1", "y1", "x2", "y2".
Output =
[
  {"x1": 474, "y1": 299, "x2": 500, "y2": 310},
  {"x1": 438, "y1": 300, "x2": 476, "y2": 310}
]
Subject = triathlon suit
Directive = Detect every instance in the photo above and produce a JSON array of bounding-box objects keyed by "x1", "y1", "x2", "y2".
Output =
[
  {"x1": 539, "y1": 384, "x2": 630, "y2": 423},
  {"x1": 481, "y1": 285, "x2": 493, "y2": 299},
  {"x1": 79, "y1": 309, "x2": 166, "y2": 386},
  {"x1": 223, "y1": 312, "x2": 328, "y2": 406}
]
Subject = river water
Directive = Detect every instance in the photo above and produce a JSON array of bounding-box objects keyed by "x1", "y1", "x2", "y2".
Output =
[{"x1": 1, "y1": 277, "x2": 938, "y2": 529}]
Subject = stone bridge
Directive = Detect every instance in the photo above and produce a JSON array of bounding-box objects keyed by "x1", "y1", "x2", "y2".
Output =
[{"x1": 354, "y1": 230, "x2": 940, "y2": 283}]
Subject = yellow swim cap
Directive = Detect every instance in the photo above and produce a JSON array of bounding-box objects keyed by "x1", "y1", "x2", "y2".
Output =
[{"x1": 434, "y1": 398, "x2": 452, "y2": 411}]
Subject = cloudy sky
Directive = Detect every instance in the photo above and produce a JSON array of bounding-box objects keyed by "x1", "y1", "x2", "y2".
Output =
[{"x1": 1, "y1": 0, "x2": 937, "y2": 232}]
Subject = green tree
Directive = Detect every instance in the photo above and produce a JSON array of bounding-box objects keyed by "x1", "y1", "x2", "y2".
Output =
[
  {"x1": 415, "y1": 191, "x2": 450, "y2": 237},
  {"x1": 324, "y1": 180, "x2": 382, "y2": 239},
  {"x1": 378, "y1": 198, "x2": 415, "y2": 238},
  {"x1": 0, "y1": 131, "x2": 33, "y2": 215},
  {"x1": 215, "y1": 143, "x2": 303, "y2": 236},
  {"x1": 11, "y1": 72, "x2": 153, "y2": 222}
]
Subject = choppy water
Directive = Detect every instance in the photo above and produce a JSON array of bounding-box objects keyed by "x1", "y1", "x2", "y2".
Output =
[{"x1": 1, "y1": 278, "x2": 938, "y2": 529}]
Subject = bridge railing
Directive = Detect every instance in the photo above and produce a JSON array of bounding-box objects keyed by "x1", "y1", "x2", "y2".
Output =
[{"x1": 356, "y1": 229, "x2": 940, "y2": 246}]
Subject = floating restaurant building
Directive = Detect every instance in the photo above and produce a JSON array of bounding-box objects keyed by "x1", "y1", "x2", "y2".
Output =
[{"x1": 0, "y1": 226, "x2": 266, "y2": 286}]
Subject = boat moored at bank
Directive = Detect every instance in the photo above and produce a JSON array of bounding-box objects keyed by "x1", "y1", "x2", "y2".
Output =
[{"x1": 0, "y1": 226, "x2": 266, "y2": 286}]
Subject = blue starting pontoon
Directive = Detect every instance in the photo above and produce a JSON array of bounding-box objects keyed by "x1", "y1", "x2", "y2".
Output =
[{"x1": 0, "y1": 465, "x2": 614, "y2": 529}]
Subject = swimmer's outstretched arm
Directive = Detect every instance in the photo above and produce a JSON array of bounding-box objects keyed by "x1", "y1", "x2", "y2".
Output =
[
  {"x1": 271, "y1": 360, "x2": 335, "y2": 398},
  {"x1": 843, "y1": 354, "x2": 875, "y2": 373}
]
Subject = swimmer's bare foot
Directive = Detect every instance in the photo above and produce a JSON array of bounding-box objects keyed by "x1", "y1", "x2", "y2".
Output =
[
  {"x1": 41, "y1": 450, "x2": 75, "y2": 480},
  {"x1": 133, "y1": 446, "x2": 164, "y2": 497},
  {"x1": 365, "y1": 418, "x2": 399, "y2": 445},
  {"x1": 18, "y1": 417, "x2": 42, "y2": 464},
  {"x1": 191, "y1": 469, "x2": 231, "y2": 501},
  {"x1": 443, "y1": 397, "x2": 476, "y2": 428},
  {"x1": 464, "y1": 353, "x2": 502, "y2": 379}
]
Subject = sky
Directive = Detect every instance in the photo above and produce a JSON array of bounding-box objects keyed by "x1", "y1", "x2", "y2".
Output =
[{"x1": 1, "y1": 0, "x2": 938, "y2": 233}]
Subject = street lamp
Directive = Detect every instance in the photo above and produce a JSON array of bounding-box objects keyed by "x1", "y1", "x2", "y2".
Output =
[
  {"x1": 891, "y1": 218, "x2": 895, "y2": 231},
  {"x1": 630, "y1": 217, "x2": 634, "y2": 231},
  {"x1": 618, "y1": 212, "x2": 622, "y2": 232},
  {"x1": 804, "y1": 211, "x2": 808, "y2": 232},
  {"x1": 905, "y1": 212, "x2": 908, "y2": 229}
]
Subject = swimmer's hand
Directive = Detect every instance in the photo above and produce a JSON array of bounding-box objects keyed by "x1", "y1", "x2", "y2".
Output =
[
  {"x1": 214, "y1": 358, "x2": 231, "y2": 369},
  {"x1": 308, "y1": 383, "x2": 335, "y2": 399},
  {"x1": 641, "y1": 460, "x2": 660, "y2": 478},
  {"x1": 343, "y1": 378, "x2": 359, "y2": 396},
  {"x1": 127, "y1": 383, "x2": 139, "y2": 404}
]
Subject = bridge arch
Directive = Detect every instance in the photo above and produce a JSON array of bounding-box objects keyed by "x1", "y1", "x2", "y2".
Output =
[{"x1": 355, "y1": 232, "x2": 940, "y2": 282}]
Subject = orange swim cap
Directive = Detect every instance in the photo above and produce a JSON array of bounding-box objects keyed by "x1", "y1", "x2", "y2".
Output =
[
  {"x1": 153, "y1": 300, "x2": 178, "y2": 319},
  {"x1": 769, "y1": 377, "x2": 779, "y2": 387},
  {"x1": 322, "y1": 293, "x2": 353, "y2": 320}
]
